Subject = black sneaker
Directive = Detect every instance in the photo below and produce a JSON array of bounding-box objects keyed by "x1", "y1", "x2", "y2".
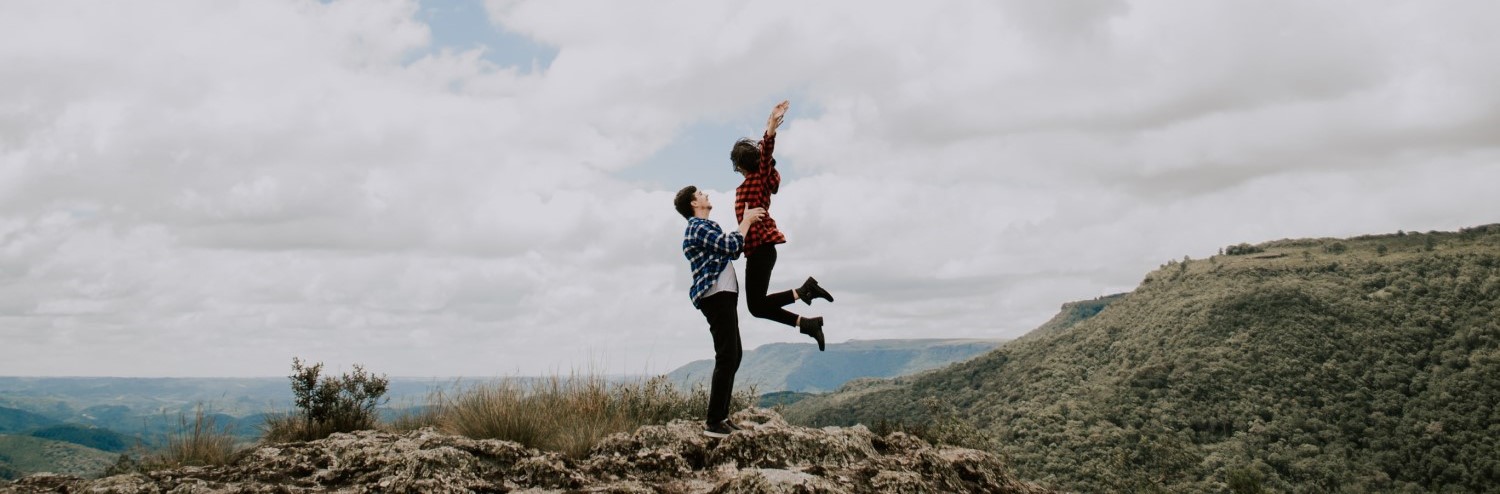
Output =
[
  {"x1": 799, "y1": 316, "x2": 826, "y2": 352},
  {"x1": 721, "y1": 419, "x2": 744, "y2": 432},
  {"x1": 796, "y1": 277, "x2": 835, "y2": 305},
  {"x1": 703, "y1": 422, "x2": 732, "y2": 438}
]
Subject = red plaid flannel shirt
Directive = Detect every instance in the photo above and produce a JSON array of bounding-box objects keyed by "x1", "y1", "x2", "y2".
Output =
[{"x1": 735, "y1": 131, "x2": 787, "y2": 255}]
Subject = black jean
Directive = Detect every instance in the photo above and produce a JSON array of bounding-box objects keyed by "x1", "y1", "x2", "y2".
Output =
[
  {"x1": 697, "y1": 291, "x2": 742, "y2": 426},
  {"x1": 744, "y1": 244, "x2": 800, "y2": 328}
]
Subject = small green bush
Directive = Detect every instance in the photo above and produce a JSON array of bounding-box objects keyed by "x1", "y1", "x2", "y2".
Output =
[
  {"x1": 263, "y1": 358, "x2": 389, "y2": 442},
  {"x1": 1227, "y1": 466, "x2": 1267, "y2": 494}
]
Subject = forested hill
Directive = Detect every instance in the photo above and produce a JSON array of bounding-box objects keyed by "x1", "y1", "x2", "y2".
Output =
[{"x1": 786, "y1": 225, "x2": 1500, "y2": 492}]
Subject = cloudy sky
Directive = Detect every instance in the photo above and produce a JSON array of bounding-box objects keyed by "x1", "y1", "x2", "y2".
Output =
[{"x1": 2, "y1": 0, "x2": 1497, "y2": 377}]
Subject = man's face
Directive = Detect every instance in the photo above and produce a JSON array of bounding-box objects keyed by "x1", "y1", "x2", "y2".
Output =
[{"x1": 693, "y1": 190, "x2": 711, "y2": 212}]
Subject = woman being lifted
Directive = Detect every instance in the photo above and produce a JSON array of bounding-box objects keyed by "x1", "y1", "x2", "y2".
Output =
[{"x1": 730, "y1": 100, "x2": 835, "y2": 351}]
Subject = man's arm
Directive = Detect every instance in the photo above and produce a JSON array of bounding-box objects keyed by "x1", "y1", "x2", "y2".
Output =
[
  {"x1": 697, "y1": 224, "x2": 741, "y2": 256},
  {"x1": 690, "y1": 213, "x2": 757, "y2": 257},
  {"x1": 737, "y1": 207, "x2": 765, "y2": 236}
]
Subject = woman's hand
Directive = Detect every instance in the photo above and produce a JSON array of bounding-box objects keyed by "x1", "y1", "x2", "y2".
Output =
[{"x1": 766, "y1": 100, "x2": 789, "y2": 136}]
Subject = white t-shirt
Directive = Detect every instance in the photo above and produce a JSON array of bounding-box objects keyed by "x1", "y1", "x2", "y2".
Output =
[{"x1": 700, "y1": 261, "x2": 739, "y2": 299}]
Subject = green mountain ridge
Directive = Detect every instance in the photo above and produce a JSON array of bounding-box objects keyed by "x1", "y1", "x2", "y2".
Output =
[
  {"x1": 0, "y1": 407, "x2": 58, "y2": 435},
  {"x1": 666, "y1": 338, "x2": 1004, "y2": 393},
  {"x1": 0, "y1": 434, "x2": 117, "y2": 480},
  {"x1": 787, "y1": 224, "x2": 1500, "y2": 492},
  {"x1": 25, "y1": 424, "x2": 137, "y2": 454},
  {"x1": 1019, "y1": 293, "x2": 1129, "y2": 342}
]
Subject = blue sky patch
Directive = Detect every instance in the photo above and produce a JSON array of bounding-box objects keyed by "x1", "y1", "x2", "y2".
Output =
[
  {"x1": 619, "y1": 94, "x2": 820, "y2": 190},
  {"x1": 415, "y1": 0, "x2": 557, "y2": 73}
]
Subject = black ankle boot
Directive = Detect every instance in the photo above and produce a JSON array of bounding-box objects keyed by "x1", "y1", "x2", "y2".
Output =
[
  {"x1": 799, "y1": 316, "x2": 826, "y2": 351},
  {"x1": 796, "y1": 277, "x2": 835, "y2": 305}
]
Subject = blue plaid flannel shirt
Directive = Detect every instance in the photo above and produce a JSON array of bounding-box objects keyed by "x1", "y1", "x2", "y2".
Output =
[{"x1": 683, "y1": 217, "x2": 744, "y2": 308}]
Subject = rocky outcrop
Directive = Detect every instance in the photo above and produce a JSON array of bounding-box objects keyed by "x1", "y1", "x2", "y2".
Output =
[{"x1": 2, "y1": 409, "x2": 1050, "y2": 493}]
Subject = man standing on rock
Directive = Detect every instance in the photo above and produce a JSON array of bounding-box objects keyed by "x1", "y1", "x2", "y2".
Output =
[{"x1": 675, "y1": 185, "x2": 763, "y2": 438}]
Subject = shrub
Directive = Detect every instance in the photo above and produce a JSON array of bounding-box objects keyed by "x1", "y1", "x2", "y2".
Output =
[
  {"x1": 1227, "y1": 466, "x2": 1268, "y2": 494},
  {"x1": 1225, "y1": 243, "x2": 1265, "y2": 255},
  {"x1": 1323, "y1": 242, "x2": 1348, "y2": 254},
  {"x1": 263, "y1": 358, "x2": 389, "y2": 442}
]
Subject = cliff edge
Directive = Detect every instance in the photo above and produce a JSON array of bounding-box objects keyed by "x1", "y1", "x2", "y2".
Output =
[{"x1": 4, "y1": 409, "x2": 1050, "y2": 493}]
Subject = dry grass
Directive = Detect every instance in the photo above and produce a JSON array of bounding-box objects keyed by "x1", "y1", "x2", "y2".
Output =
[
  {"x1": 385, "y1": 405, "x2": 444, "y2": 433},
  {"x1": 432, "y1": 374, "x2": 755, "y2": 458},
  {"x1": 260, "y1": 412, "x2": 349, "y2": 444},
  {"x1": 251, "y1": 372, "x2": 757, "y2": 459},
  {"x1": 143, "y1": 404, "x2": 240, "y2": 469}
]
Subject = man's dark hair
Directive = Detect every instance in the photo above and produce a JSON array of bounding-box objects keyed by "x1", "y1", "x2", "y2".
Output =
[
  {"x1": 674, "y1": 185, "x2": 698, "y2": 219},
  {"x1": 730, "y1": 138, "x2": 760, "y2": 174}
]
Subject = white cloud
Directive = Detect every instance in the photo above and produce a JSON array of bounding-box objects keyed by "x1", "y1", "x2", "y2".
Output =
[{"x1": 1, "y1": 0, "x2": 1497, "y2": 377}]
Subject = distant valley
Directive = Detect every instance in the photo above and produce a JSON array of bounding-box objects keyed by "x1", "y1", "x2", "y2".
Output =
[{"x1": 0, "y1": 376, "x2": 463, "y2": 479}]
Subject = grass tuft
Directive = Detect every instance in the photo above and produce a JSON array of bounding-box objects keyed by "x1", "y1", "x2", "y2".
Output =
[
  {"x1": 434, "y1": 374, "x2": 754, "y2": 458},
  {"x1": 109, "y1": 403, "x2": 242, "y2": 474}
]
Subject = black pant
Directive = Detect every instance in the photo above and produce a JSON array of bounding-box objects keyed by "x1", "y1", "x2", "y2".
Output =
[
  {"x1": 698, "y1": 291, "x2": 742, "y2": 425},
  {"x1": 745, "y1": 244, "x2": 800, "y2": 328}
]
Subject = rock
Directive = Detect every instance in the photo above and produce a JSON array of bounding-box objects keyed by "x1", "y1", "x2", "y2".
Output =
[
  {"x1": 586, "y1": 419, "x2": 713, "y2": 481},
  {"x1": 709, "y1": 468, "x2": 847, "y2": 493},
  {"x1": 867, "y1": 470, "x2": 927, "y2": 493},
  {"x1": 4, "y1": 410, "x2": 1053, "y2": 494},
  {"x1": 75, "y1": 472, "x2": 159, "y2": 494},
  {"x1": 2, "y1": 473, "x2": 86, "y2": 494},
  {"x1": 870, "y1": 432, "x2": 928, "y2": 456},
  {"x1": 710, "y1": 419, "x2": 877, "y2": 469}
]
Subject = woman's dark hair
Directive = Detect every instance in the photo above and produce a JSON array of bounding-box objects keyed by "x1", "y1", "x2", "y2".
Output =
[
  {"x1": 673, "y1": 185, "x2": 698, "y2": 219},
  {"x1": 730, "y1": 138, "x2": 760, "y2": 174}
]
